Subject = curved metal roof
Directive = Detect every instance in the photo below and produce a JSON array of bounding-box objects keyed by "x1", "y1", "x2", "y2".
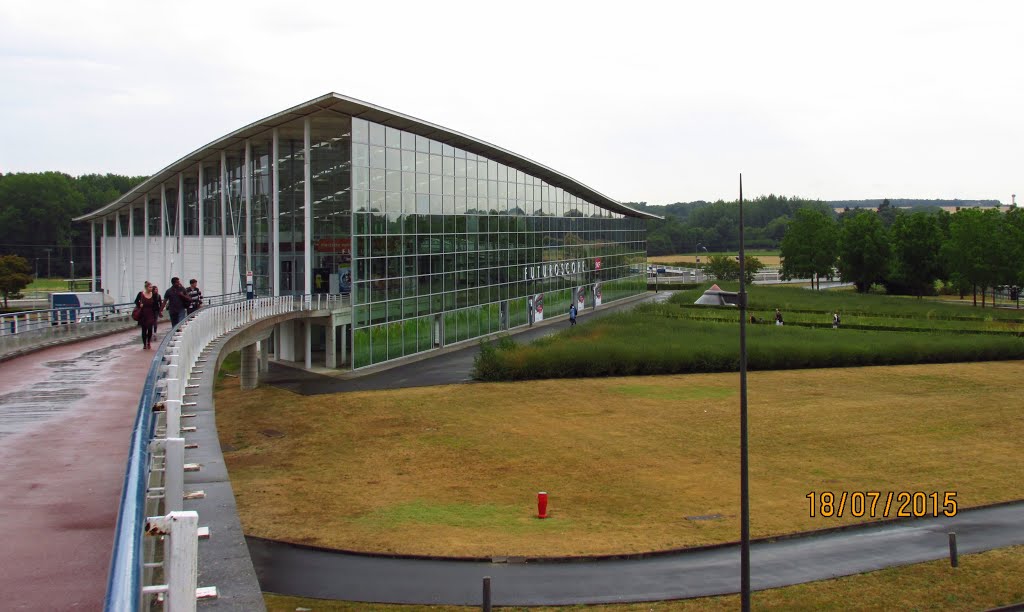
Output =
[{"x1": 76, "y1": 92, "x2": 659, "y2": 222}]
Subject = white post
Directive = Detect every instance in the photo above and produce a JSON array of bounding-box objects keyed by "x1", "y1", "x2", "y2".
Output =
[
  {"x1": 164, "y1": 396, "x2": 181, "y2": 439},
  {"x1": 220, "y1": 151, "x2": 228, "y2": 296},
  {"x1": 114, "y1": 209, "x2": 122, "y2": 302},
  {"x1": 198, "y1": 164, "x2": 204, "y2": 291},
  {"x1": 128, "y1": 205, "x2": 135, "y2": 296},
  {"x1": 90, "y1": 222, "x2": 96, "y2": 292},
  {"x1": 164, "y1": 436, "x2": 185, "y2": 513},
  {"x1": 177, "y1": 173, "x2": 184, "y2": 279},
  {"x1": 272, "y1": 128, "x2": 280, "y2": 297},
  {"x1": 303, "y1": 118, "x2": 312, "y2": 296},
  {"x1": 162, "y1": 183, "x2": 169, "y2": 288},
  {"x1": 144, "y1": 511, "x2": 199, "y2": 612},
  {"x1": 102, "y1": 218, "x2": 108, "y2": 294},
  {"x1": 244, "y1": 139, "x2": 252, "y2": 276},
  {"x1": 143, "y1": 192, "x2": 150, "y2": 285},
  {"x1": 304, "y1": 321, "x2": 312, "y2": 370}
]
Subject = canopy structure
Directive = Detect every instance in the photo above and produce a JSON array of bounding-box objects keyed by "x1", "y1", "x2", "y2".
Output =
[
  {"x1": 694, "y1": 283, "x2": 740, "y2": 306},
  {"x1": 76, "y1": 92, "x2": 660, "y2": 223}
]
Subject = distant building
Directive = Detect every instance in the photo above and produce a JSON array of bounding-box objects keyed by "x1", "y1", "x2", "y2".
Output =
[{"x1": 75, "y1": 93, "x2": 656, "y2": 369}]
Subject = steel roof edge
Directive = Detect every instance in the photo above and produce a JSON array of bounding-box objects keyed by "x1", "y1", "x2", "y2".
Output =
[{"x1": 75, "y1": 92, "x2": 660, "y2": 222}]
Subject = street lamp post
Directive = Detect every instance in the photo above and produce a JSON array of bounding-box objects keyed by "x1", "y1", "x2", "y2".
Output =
[{"x1": 44, "y1": 248, "x2": 52, "y2": 278}]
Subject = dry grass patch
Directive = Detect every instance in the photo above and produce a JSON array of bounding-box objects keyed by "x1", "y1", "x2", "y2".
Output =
[
  {"x1": 218, "y1": 362, "x2": 1024, "y2": 557},
  {"x1": 264, "y1": 544, "x2": 1024, "y2": 611}
]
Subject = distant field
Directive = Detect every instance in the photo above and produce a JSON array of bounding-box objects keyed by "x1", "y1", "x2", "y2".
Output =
[
  {"x1": 649, "y1": 252, "x2": 781, "y2": 266},
  {"x1": 218, "y1": 361, "x2": 1023, "y2": 558}
]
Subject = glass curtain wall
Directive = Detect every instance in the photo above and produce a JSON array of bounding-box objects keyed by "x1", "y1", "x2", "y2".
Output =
[
  {"x1": 250, "y1": 142, "x2": 272, "y2": 295},
  {"x1": 225, "y1": 153, "x2": 245, "y2": 292},
  {"x1": 183, "y1": 177, "x2": 199, "y2": 236},
  {"x1": 310, "y1": 115, "x2": 353, "y2": 295},
  {"x1": 276, "y1": 122, "x2": 306, "y2": 295},
  {"x1": 350, "y1": 118, "x2": 646, "y2": 368},
  {"x1": 201, "y1": 164, "x2": 221, "y2": 237},
  {"x1": 147, "y1": 196, "x2": 161, "y2": 236}
]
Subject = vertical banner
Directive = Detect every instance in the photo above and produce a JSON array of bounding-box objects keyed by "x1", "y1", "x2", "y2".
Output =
[
  {"x1": 339, "y1": 267, "x2": 352, "y2": 293},
  {"x1": 534, "y1": 293, "x2": 544, "y2": 322},
  {"x1": 527, "y1": 295, "x2": 536, "y2": 325},
  {"x1": 593, "y1": 282, "x2": 602, "y2": 307},
  {"x1": 576, "y1": 285, "x2": 586, "y2": 312}
]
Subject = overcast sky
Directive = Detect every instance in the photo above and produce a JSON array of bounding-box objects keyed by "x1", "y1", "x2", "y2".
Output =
[{"x1": 1, "y1": 1, "x2": 1020, "y2": 206}]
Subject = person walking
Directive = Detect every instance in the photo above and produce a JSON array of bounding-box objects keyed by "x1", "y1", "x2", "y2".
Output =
[
  {"x1": 163, "y1": 277, "x2": 190, "y2": 327},
  {"x1": 134, "y1": 281, "x2": 161, "y2": 349},
  {"x1": 569, "y1": 303, "x2": 577, "y2": 326},
  {"x1": 775, "y1": 308, "x2": 784, "y2": 326},
  {"x1": 832, "y1": 311, "x2": 840, "y2": 329},
  {"x1": 149, "y1": 284, "x2": 163, "y2": 338},
  {"x1": 185, "y1": 278, "x2": 203, "y2": 315}
]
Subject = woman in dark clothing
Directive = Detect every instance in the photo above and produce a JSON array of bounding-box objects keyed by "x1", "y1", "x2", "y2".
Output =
[
  {"x1": 150, "y1": 284, "x2": 163, "y2": 339},
  {"x1": 134, "y1": 281, "x2": 161, "y2": 349}
]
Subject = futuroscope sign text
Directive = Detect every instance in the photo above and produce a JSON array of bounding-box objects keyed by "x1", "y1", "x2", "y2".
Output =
[{"x1": 522, "y1": 259, "x2": 592, "y2": 281}]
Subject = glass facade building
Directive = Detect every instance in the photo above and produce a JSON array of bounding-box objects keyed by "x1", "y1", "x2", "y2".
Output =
[{"x1": 79, "y1": 93, "x2": 655, "y2": 370}]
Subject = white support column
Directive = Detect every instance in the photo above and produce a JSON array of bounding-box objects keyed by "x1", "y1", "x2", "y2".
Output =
[
  {"x1": 114, "y1": 209, "x2": 122, "y2": 302},
  {"x1": 244, "y1": 139, "x2": 252, "y2": 276},
  {"x1": 304, "y1": 321, "x2": 312, "y2": 370},
  {"x1": 303, "y1": 118, "x2": 312, "y2": 296},
  {"x1": 272, "y1": 128, "x2": 280, "y2": 297},
  {"x1": 220, "y1": 151, "x2": 228, "y2": 296},
  {"x1": 177, "y1": 173, "x2": 184, "y2": 280},
  {"x1": 340, "y1": 323, "x2": 347, "y2": 366},
  {"x1": 90, "y1": 222, "x2": 96, "y2": 292},
  {"x1": 325, "y1": 322, "x2": 336, "y2": 369},
  {"x1": 198, "y1": 164, "x2": 204, "y2": 290},
  {"x1": 143, "y1": 192, "x2": 149, "y2": 285},
  {"x1": 128, "y1": 205, "x2": 135, "y2": 296},
  {"x1": 161, "y1": 183, "x2": 168, "y2": 287},
  {"x1": 101, "y1": 218, "x2": 108, "y2": 294}
]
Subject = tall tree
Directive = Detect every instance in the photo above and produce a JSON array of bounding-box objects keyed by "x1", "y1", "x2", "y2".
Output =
[
  {"x1": 0, "y1": 173, "x2": 85, "y2": 274},
  {"x1": 779, "y1": 207, "x2": 838, "y2": 289},
  {"x1": 837, "y1": 211, "x2": 890, "y2": 293},
  {"x1": 941, "y1": 208, "x2": 997, "y2": 306},
  {"x1": 888, "y1": 212, "x2": 943, "y2": 297}
]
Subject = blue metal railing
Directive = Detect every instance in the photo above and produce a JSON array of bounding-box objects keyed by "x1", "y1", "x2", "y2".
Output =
[
  {"x1": 103, "y1": 293, "x2": 347, "y2": 610},
  {"x1": 103, "y1": 319, "x2": 177, "y2": 611}
]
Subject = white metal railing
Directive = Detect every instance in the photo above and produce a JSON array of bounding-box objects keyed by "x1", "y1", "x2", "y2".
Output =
[
  {"x1": 0, "y1": 292, "x2": 245, "y2": 338},
  {"x1": 108, "y1": 293, "x2": 348, "y2": 612}
]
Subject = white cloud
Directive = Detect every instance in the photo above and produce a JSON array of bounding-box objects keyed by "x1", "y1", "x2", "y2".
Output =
[{"x1": 0, "y1": 0, "x2": 1020, "y2": 203}]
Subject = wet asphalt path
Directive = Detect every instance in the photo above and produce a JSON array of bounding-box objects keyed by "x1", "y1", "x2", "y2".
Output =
[
  {"x1": 263, "y1": 291, "x2": 674, "y2": 395},
  {"x1": 0, "y1": 329, "x2": 156, "y2": 610},
  {"x1": 248, "y1": 501, "x2": 1024, "y2": 605}
]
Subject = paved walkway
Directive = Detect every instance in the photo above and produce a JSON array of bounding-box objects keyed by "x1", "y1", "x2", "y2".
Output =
[
  {"x1": 0, "y1": 328, "x2": 156, "y2": 610},
  {"x1": 248, "y1": 502, "x2": 1024, "y2": 605}
]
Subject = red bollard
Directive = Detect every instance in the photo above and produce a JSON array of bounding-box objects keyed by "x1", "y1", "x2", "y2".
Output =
[{"x1": 537, "y1": 491, "x2": 549, "y2": 518}]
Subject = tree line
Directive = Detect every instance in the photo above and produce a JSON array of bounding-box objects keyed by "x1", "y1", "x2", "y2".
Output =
[
  {"x1": 780, "y1": 204, "x2": 1024, "y2": 304},
  {"x1": 635, "y1": 196, "x2": 1006, "y2": 257},
  {"x1": 0, "y1": 172, "x2": 146, "y2": 278}
]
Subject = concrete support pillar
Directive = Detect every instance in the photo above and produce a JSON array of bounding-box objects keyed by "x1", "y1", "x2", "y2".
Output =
[
  {"x1": 240, "y1": 343, "x2": 258, "y2": 390},
  {"x1": 340, "y1": 323, "x2": 348, "y2": 366},
  {"x1": 259, "y1": 338, "x2": 270, "y2": 373},
  {"x1": 304, "y1": 322, "x2": 312, "y2": 370},
  {"x1": 278, "y1": 320, "x2": 296, "y2": 361},
  {"x1": 325, "y1": 323, "x2": 336, "y2": 369}
]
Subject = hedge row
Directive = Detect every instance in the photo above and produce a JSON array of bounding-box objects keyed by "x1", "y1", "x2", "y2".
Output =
[{"x1": 472, "y1": 311, "x2": 1024, "y2": 381}]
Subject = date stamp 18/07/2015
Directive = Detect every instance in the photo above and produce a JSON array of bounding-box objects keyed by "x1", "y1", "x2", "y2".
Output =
[{"x1": 806, "y1": 491, "x2": 958, "y2": 519}]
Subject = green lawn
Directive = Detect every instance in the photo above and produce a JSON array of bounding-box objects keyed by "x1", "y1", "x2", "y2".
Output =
[{"x1": 474, "y1": 285, "x2": 1024, "y2": 381}]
